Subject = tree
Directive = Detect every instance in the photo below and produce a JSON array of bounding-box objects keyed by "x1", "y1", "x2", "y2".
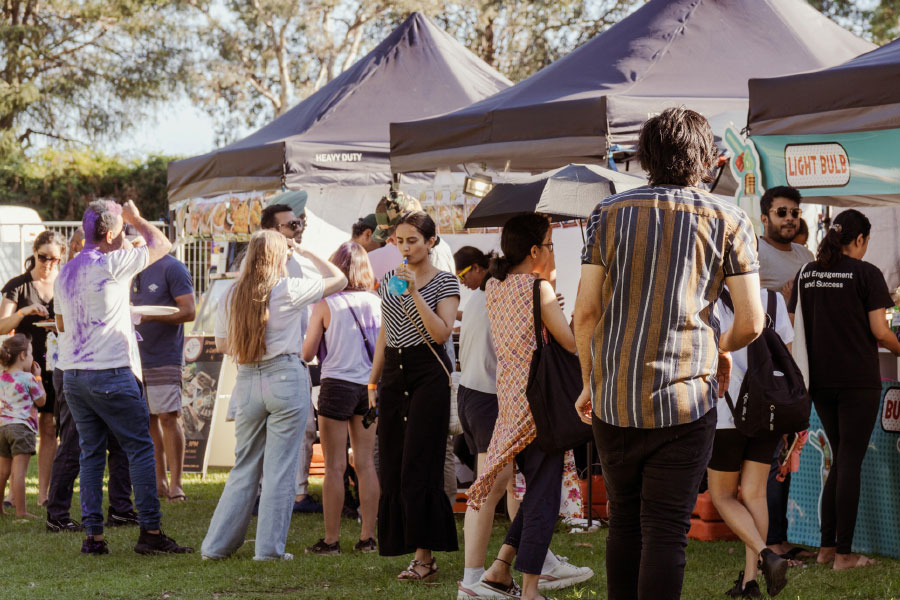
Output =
[
  {"x1": 0, "y1": 0, "x2": 191, "y2": 160},
  {"x1": 809, "y1": 0, "x2": 900, "y2": 44}
]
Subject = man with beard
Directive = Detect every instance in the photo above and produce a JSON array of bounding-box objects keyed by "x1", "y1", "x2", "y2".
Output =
[
  {"x1": 260, "y1": 194, "x2": 324, "y2": 514},
  {"x1": 757, "y1": 186, "x2": 813, "y2": 307},
  {"x1": 756, "y1": 185, "x2": 817, "y2": 564}
]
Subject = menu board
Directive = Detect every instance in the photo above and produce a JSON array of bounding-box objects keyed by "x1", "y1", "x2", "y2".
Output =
[
  {"x1": 419, "y1": 189, "x2": 491, "y2": 235},
  {"x1": 181, "y1": 336, "x2": 225, "y2": 473},
  {"x1": 173, "y1": 192, "x2": 272, "y2": 241}
]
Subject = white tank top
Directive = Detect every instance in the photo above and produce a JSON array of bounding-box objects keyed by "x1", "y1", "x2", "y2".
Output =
[{"x1": 320, "y1": 290, "x2": 382, "y2": 385}]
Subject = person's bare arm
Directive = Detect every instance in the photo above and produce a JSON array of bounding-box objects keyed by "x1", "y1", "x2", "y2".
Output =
[
  {"x1": 296, "y1": 248, "x2": 347, "y2": 297},
  {"x1": 214, "y1": 337, "x2": 231, "y2": 355},
  {"x1": 140, "y1": 293, "x2": 196, "y2": 325},
  {"x1": 411, "y1": 293, "x2": 458, "y2": 345},
  {"x1": 573, "y1": 264, "x2": 606, "y2": 423},
  {"x1": 719, "y1": 273, "x2": 764, "y2": 352},
  {"x1": 55, "y1": 314, "x2": 65, "y2": 333},
  {"x1": 301, "y1": 300, "x2": 329, "y2": 363},
  {"x1": 367, "y1": 326, "x2": 387, "y2": 408},
  {"x1": 121, "y1": 200, "x2": 171, "y2": 265},
  {"x1": 869, "y1": 308, "x2": 900, "y2": 356},
  {"x1": 0, "y1": 298, "x2": 49, "y2": 334},
  {"x1": 540, "y1": 279, "x2": 576, "y2": 353}
]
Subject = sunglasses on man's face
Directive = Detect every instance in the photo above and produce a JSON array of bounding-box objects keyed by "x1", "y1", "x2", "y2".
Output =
[
  {"x1": 37, "y1": 254, "x2": 61, "y2": 264},
  {"x1": 279, "y1": 219, "x2": 306, "y2": 231},
  {"x1": 769, "y1": 207, "x2": 802, "y2": 219}
]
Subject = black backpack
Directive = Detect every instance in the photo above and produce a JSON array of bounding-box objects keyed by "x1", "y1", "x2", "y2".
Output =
[{"x1": 721, "y1": 290, "x2": 810, "y2": 437}]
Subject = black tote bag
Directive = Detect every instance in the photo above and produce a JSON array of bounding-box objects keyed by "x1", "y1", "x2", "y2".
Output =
[{"x1": 526, "y1": 279, "x2": 594, "y2": 454}]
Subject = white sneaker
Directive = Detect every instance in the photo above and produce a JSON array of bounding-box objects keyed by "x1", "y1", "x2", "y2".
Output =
[
  {"x1": 538, "y1": 555, "x2": 594, "y2": 591},
  {"x1": 457, "y1": 577, "x2": 522, "y2": 599}
]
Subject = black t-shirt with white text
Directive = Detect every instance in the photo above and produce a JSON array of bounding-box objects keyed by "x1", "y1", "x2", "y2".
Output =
[{"x1": 788, "y1": 255, "x2": 893, "y2": 390}]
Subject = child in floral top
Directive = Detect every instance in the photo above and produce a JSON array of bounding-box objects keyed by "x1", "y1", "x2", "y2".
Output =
[{"x1": 0, "y1": 333, "x2": 46, "y2": 518}]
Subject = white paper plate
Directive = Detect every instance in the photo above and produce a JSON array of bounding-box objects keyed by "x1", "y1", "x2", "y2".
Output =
[{"x1": 131, "y1": 305, "x2": 179, "y2": 316}]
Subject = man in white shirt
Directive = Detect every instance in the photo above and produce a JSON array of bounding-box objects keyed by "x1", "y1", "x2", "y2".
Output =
[
  {"x1": 54, "y1": 199, "x2": 192, "y2": 556},
  {"x1": 757, "y1": 186, "x2": 814, "y2": 307},
  {"x1": 260, "y1": 196, "x2": 324, "y2": 514}
]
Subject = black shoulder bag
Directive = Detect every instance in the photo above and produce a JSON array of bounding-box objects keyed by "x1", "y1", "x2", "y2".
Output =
[{"x1": 526, "y1": 279, "x2": 593, "y2": 454}]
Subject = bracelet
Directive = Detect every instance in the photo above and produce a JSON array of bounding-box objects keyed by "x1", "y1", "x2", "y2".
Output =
[
  {"x1": 367, "y1": 383, "x2": 377, "y2": 390},
  {"x1": 34, "y1": 376, "x2": 42, "y2": 382},
  {"x1": 16, "y1": 309, "x2": 24, "y2": 317}
]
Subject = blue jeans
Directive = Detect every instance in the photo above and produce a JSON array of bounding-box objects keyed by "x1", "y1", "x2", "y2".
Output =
[
  {"x1": 64, "y1": 367, "x2": 161, "y2": 535},
  {"x1": 202, "y1": 354, "x2": 309, "y2": 560}
]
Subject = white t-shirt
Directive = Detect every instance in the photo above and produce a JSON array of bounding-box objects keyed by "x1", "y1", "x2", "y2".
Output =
[
  {"x1": 757, "y1": 237, "x2": 814, "y2": 291},
  {"x1": 368, "y1": 243, "x2": 402, "y2": 283},
  {"x1": 215, "y1": 277, "x2": 324, "y2": 362},
  {"x1": 458, "y1": 289, "x2": 497, "y2": 394},
  {"x1": 715, "y1": 288, "x2": 794, "y2": 429},
  {"x1": 285, "y1": 251, "x2": 321, "y2": 342},
  {"x1": 54, "y1": 246, "x2": 149, "y2": 378},
  {"x1": 430, "y1": 237, "x2": 456, "y2": 275}
]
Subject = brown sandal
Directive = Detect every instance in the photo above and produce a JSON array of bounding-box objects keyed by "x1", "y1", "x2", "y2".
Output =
[{"x1": 397, "y1": 558, "x2": 438, "y2": 582}]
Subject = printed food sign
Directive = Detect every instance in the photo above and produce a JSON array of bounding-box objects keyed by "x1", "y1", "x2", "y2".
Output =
[
  {"x1": 784, "y1": 143, "x2": 850, "y2": 188},
  {"x1": 882, "y1": 387, "x2": 900, "y2": 433}
]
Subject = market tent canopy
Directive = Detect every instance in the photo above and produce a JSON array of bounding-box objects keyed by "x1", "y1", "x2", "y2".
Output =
[
  {"x1": 747, "y1": 38, "x2": 900, "y2": 206},
  {"x1": 390, "y1": 0, "x2": 873, "y2": 174},
  {"x1": 167, "y1": 12, "x2": 511, "y2": 204}
]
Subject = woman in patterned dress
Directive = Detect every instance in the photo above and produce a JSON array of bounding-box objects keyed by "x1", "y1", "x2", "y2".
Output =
[{"x1": 465, "y1": 214, "x2": 577, "y2": 600}]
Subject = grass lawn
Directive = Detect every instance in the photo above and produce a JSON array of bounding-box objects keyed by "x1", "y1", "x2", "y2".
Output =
[{"x1": 1, "y1": 464, "x2": 898, "y2": 600}]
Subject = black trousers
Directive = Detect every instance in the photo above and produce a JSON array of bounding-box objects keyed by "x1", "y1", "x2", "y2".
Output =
[
  {"x1": 813, "y1": 387, "x2": 880, "y2": 554},
  {"x1": 46, "y1": 369, "x2": 134, "y2": 521},
  {"x1": 377, "y1": 344, "x2": 458, "y2": 556},
  {"x1": 503, "y1": 440, "x2": 563, "y2": 574},
  {"x1": 766, "y1": 436, "x2": 791, "y2": 545},
  {"x1": 593, "y1": 408, "x2": 716, "y2": 600}
]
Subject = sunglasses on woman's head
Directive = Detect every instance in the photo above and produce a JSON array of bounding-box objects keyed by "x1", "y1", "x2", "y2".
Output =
[
  {"x1": 37, "y1": 254, "x2": 61, "y2": 263},
  {"x1": 769, "y1": 207, "x2": 802, "y2": 219}
]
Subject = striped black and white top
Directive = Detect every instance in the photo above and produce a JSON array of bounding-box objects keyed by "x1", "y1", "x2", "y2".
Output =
[{"x1": 379, "y1": 269, "x2": 459, "y2": 348}]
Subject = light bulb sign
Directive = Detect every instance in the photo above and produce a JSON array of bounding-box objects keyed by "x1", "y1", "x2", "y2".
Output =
[{"x1": 784, "y1": 143, "x2": 850, "y2": 188}]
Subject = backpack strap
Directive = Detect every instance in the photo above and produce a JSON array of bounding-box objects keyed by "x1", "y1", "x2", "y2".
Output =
[{"x1": 766, "y1": 289, "x2": 777, "y2": 329}]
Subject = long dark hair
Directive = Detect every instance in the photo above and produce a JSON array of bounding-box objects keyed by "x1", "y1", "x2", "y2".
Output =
[
  {"x1": 816, "y1": 209, "x2": 871, "y2": 268},
  {"x1": 24, "y1": 230, "x2": 66, "y2": 272},
  {"x1": 490, "y1": 214, "x2": 550, "y2": 281}
]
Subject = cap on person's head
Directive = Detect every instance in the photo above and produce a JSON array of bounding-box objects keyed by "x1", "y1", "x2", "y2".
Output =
[
  {"x1": 359, "y1": 213, "x2": 378, "y2": 231},
  {"x1": 373, "y1": 191, "x2": 422, "y2": 243},
  {"x1": 267, "y1": 190, "x2": 308, "y2": 216}
]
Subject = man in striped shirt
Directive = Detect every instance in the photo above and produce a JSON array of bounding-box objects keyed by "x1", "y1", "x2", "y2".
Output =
[{"x1": 573, "y1": 107, "x2": 765, "y2": 599}]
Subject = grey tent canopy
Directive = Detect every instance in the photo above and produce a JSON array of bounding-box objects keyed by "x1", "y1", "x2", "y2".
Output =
[
  {"x1": 167, "y1": 12, "x2": 510, "y2": 204},
  {"x1": 390, "y1": 0, "x2": 872, "y2": 174},
  {"x1": 748, "y1": 37, "x2": 900, "y2": 137}
]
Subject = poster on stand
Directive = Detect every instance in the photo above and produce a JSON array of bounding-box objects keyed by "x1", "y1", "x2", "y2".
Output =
[
  {"x1": 181, "y1": 336, "x2": 225, "y2": 474},
  {"x1": 724, "y1": 125, "x2": 763, "y2": 234}
]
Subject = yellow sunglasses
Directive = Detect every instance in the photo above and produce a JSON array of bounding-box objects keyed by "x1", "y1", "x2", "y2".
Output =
[{"x1": 457, "y1": 264, "x2": 474, "y2": 281}]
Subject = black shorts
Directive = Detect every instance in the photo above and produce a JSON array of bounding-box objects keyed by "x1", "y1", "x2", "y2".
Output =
[
  {"x1": 317, "y1": 378, "x2": 369, "y2": 421},
  {"x1": 457, "y1": 385, "x2": 498, "y2": 454},
  {"x1": 708, "y1": 428, "x2": 781, "y2": 472}
]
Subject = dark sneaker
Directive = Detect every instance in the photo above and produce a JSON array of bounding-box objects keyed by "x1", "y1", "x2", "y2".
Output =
[
  {"x1": 81, "y1": 536, "x2": 109, "y2": 555},
  {"x1": 354, "y1": 537, "x2": 377, "y2": 553},
  {"x1": 742, "y1": 580, "x2": 762, "y2": 599},
  {"x1": 293, "y1": 496, "x2": 323, "y2": 513},
  {"x1": 305, "y1": 538, "x2": 341, "y2": 555},
  {"x1": 106, "y1": 508, "x2": 139, "y2": 527},
  {"x1": 758, "y1": 548, "x2": 788, "y2": 597},
  {"x1": 725, "y1": 571, "x2": 745, "y2": 598},
  {"x1": 133, "y1": 529, "x2": 194, "y2": 555},
  {"x1": 47, "y1": 517, "x2": 84, "y2": 533}
]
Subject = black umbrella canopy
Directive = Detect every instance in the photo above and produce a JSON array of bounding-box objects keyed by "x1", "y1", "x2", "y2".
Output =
[
  {"x1": 465, "y1": 164, "x2": 644, "y2": 228},
  {"x1": 391, "y1": 0, "x2": 872, "y2": 174},
  {"x1": 167, "y1": 12, "x2": 511, "y2": 204}
]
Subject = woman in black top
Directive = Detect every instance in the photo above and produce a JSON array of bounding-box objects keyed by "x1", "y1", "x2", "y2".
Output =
[
  {"x1": 0, "y1": 230, "x2": 67, "y2": 506},
  {"x1": 367, "y1": 211, "x2": 460, "y2": 581},
  {"x1": 788, "y1": 209, "x2": 900, "y2": 571}
]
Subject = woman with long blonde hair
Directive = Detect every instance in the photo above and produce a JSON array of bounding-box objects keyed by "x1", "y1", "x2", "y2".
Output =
[{"x1": 202, "y1": 230, "x2": 346, "y2": 561}]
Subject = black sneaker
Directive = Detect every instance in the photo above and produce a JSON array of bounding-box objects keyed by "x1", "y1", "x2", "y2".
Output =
[
  {"x1": 81, "y1": 536, "x2": 109, "y2": 555},
  {"x1": 742, "y1": 580, "x2": 762, "y2": 599},
  {"x1": 106, "y1": 508, "x2": 139, "y2": 527},
  {"x1": 47, "y1": 517, "x2": 84, "y2": 533},
  {"x1": 758, "y1": 548, "x2": 788, "y2": 597},
  {"x1": 133, "y1": 529, "x2": 194, "y2": 555},
  {"x1": 354, "y1": 537, "x2": 377, "y2": 553},
  {"x1": 305, "y1": 538, "x2": 341, "y2": 555},
  {"x1": 725, "y1": 571, "x2": 745, "y2": 598}
]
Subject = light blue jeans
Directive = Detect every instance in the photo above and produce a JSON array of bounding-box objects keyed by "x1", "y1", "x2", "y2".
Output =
[{"x1": 201, "y1": 354, "x2": 309, "y2": 560}]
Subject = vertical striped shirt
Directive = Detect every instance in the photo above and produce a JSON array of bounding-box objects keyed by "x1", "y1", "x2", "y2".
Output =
[{"x1": 581, "y1": 185, "x2": 759, "y2": 429}]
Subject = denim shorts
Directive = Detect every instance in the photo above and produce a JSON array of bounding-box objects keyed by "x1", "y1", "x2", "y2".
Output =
[
  {"x1": 0, "y1": 423, "x2": 37, "y2": 457},
  {"x1": 317, "y1": 378, "x2": 368, "y2": 421}
]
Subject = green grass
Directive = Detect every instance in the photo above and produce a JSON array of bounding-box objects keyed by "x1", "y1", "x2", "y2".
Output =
[{"x1": 1, "y1": 464, "x2": 898, "y2": 599}]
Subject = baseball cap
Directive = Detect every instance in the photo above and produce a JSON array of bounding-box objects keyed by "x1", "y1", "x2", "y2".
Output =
[
  {"x1": 268, "y1": 190, "x2": 308, "y2": 215},
  {"x1": 358, "y1": 213, "x2": 378, "y2": 231},
  {"x1": 373, "y1": 191, "x2": 422, "y2": 243}
]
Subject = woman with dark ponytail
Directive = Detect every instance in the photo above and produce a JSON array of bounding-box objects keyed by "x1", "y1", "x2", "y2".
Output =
[{"x1": 788, "y1": 208, "x2": 900, "y2": 570}]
